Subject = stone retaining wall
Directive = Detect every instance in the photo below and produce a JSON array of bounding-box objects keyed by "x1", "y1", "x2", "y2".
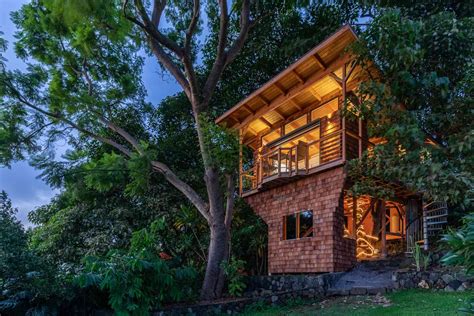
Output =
[
  {"x1": 154, "y1": 273, "x2": 343, "y2": 315},
  {"x1": 246, "y1": 273, "x2": 343, "y2": 295},
  {"x1": 392, "y1": 267, "x2": 474, "y2": 292}
]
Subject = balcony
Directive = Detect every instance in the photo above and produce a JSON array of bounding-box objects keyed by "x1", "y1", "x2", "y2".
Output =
[{"x1": 239, "y1": 114, "x2": 368, "y2": 196}]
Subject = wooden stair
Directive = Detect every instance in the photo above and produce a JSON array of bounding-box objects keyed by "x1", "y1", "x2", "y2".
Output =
[{"x1": 406, "y1": 201, "x2": 448, "y2": 255}]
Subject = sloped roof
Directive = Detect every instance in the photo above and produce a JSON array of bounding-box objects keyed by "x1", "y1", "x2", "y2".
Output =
[{"x1": 216, "y1": 25, "x2": 359, "y2": 132}]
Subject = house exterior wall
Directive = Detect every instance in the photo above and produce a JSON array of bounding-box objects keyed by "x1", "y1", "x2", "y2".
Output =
[{"x1": 245, "y1": 166, "x2": 356, "y2": 274}]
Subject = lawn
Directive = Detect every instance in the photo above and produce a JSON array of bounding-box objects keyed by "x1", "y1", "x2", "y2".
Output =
[{"x1": 241, "y1": 290, "x2": 474, "y2": 316}]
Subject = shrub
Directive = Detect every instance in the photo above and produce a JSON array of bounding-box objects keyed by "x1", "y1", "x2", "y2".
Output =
[
  {"x1": 442, "y1": 214, "x2": 474, "y2": 273},
  {"x1": 222, "y1": 257, "x2": 247, "y2": 297},
  {"x1": 77, "y1": 220, "x2": 198, "y2": 315},
  {"x1": 442, "y1": 214, "x2": 474, "y2": 314}
]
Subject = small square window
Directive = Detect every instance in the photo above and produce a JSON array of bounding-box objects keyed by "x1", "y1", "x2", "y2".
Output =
[{"x1": 283, "y1": 210, "x2": 313, "y2": 240}]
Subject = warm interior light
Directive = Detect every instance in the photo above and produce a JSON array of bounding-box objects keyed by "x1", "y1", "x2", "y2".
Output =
[{"x1": 347, "y1": 199, "x2": 380, "y2": 259}]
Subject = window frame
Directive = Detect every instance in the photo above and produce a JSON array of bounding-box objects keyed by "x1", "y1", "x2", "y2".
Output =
[
  {"x1": 260, "y1": 97, "x2": 340, "y2": 149},
  {"x1": 282, "y1": 209, "x2": 314, "y2": 241}
]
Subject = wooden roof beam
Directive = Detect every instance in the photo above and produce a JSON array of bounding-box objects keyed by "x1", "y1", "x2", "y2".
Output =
[
  {"x1": 273, "y1": 108, "x2": 286, "y2": 120},
  {"x1": 310, "y1": 88, "x2": 322, "y2": 101},
  {"x1": 313, "y1": 53, "x2": 327, "y2": 69},
  {"x1": 292, "y1": 70, "x2": 304, "y2": 83},
  {"x1": 234, "y1": 55, "x2": 351, "y2": 129},
  {"x1": 329, "y1": 72, "x2": 343, "y2": 89},
  {"x1": 273, "y1": 82, "x2": 287, "y2": 95},
  {"x1": 257, "y1": 95, "x2": 269, "y2": 106},
  {"x1": 243, "y1": 104, "x2": 255, "y2": 115},
  {"x1": 259, "y1": 117, "x2": 273, "y2": 128},
  {"x1": 289, "y1": 99, "x2": 303, "y2": 110}
]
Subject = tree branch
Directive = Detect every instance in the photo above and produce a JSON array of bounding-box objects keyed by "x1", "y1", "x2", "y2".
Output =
[
  {"x1": 148, "y1": 39, "x2": 192, "y2": 99},
  {"x1": 224, "y1": 0, "x2": 251, "y2": 66},
  {"x1": 122, "y1": 0, "x2": 192, "y2": 96},
  {"x1": 133, "y1": 0, "x2": 183, "y2": 57},
  {"x1": 151, "y1": 160, "x2": 210, "y2": 221},
  {"x1": 202, "y1": 0, "x2": 251, "y2": 106},
  {"x1": 184, "y1": 0, "x2": 200, "y2": 54},
  {"x1": 151, "y1": 0, "x2": 166, "y2": 27}
]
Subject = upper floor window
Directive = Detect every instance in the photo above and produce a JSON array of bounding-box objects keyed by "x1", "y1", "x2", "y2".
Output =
[
  {"x1": 283, "y1": 210, "x2": 314, "y2": 240},
  {"x1": 311, "y1": 98, "x2": 338, "y2": 121},
  {"x1": 262, "y1": 129, "x2": 282, "y2": 146},
  {"x1": 284, "y1": 115, "x2": 308, "y2": 135}
]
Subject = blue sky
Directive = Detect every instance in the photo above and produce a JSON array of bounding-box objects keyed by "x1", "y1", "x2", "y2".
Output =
[{"x1": 0, "y1": 0, "x2": 180, "y2": 225}]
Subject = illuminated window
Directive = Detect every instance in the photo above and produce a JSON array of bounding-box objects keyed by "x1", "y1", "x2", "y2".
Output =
[
  {"x1": 262, "y1": 129, "x2": 282, "y2": 146},
  {"x1": 283, "y1": 210, "x2": 314, "y2": 240},
  {"x1": 284, "y1": 115, "x2": 307, "y2": 134},
  {"x1": 311, "y1": 98, "x2": 339, "y2": 121}
]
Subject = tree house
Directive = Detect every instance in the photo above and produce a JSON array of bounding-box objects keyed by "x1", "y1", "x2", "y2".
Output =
[{"x1": 216, "y1": 25, "x2": 447, "y2": 274}]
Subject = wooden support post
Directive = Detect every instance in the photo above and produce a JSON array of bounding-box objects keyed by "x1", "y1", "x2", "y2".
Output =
[
  {"x1": 381, "y1": 200, "x2": 387, "y2": 258},
  {"x1": 341, "y1": 63, "x2": 347, "y2": 162},
  {"x1": 238, "y1": 128, "x2": 244, "y2": 195},
  {"x1": 352, "y1": 196, "x2": 357, "y2": 239}
]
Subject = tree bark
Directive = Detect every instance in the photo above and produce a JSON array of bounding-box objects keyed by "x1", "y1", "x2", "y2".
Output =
[{"x1": 200, "y1": 209, "x2": 230, "y2": 300}]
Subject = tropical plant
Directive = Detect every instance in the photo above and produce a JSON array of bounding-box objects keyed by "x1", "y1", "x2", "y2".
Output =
[
  {"x1": 77, "y1": 220, "x2": 198, "y2": 315},
  {"x1": 442, "y1": 215, "x2": 474, "y2": 315},
  {"x1": 442, "y1": 214, "x2": 474, "y2": 273},
  {"x1": 413, "y1": 243, "x2": 430, "y2": 272},
  {"x1": 222, "y1": 257, "x2": 247, "y2": 297}
]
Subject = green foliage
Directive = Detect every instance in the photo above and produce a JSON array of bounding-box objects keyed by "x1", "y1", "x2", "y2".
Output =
[
  {"x1": 0, "y1": 191, "x2": 71, "y2": 313},
  {"x1": 347, "y1": 7, "x2": 473, "y2": 208},
  {"x1": 77, "y1": 220, "x2": 198, "y2": 315},
  {"x1": 412, "y1": 243, "x2": 430, "y2": 272},
  {"x1": 221, "y1": 257, "x2": 247, "y2": 297},
  {"x1": 442, "y1": 214, "x2": 474, "y2": 274},
  {"x1": 199, "y1": 114, "x2": 239, "y2": 172}
]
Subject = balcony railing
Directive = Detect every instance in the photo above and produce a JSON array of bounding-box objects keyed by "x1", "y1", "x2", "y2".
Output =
[
  {"x1": 241, "y1": 128, "x2": 350, "y2": 193},
  {"x1": 239, "y1": 118, "x2": 373, "y2": 195}
]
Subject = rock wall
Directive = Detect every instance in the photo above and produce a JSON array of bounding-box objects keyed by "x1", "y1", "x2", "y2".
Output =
[
  {"x1": 155, "y1": 273, "x2": 344, "y2": 315},
  {"x1": 392, "y1": 267, "x2": 474, "y2": 292}
]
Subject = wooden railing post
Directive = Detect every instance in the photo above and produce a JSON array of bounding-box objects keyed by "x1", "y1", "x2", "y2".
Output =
[
  {"x1": 341, "y1": 63, "x2": 347, "y2": 162},
  {"x1": 277, "y1": 148, "x2": 281, "y2": 176},
  {"x1": 305, "y1": 143, "x2": 309, "y2": 172},
  {"x1": 238, "y1": 128, "x2": 243, "y2": 195}
]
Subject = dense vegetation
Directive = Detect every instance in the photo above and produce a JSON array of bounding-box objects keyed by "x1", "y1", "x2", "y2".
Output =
[{"x1": 0, "y1": 0, "x2": 472, "y2": 314}]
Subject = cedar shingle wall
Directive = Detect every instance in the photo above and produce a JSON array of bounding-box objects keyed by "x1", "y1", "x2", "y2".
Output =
[{"x1": 245, "y1": 167, "x2": 356, "y2": 274}]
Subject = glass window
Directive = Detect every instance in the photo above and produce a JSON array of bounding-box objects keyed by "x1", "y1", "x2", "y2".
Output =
[
  {"x1": 284, "y1": 214, "x2": 297, "y2": 240},
  {"x1": 283, "y1": 210, "x2": 314, "y2": 240},
  {"x1": 311, "y1": 98, "x2": 339, "y2": 121},
  {"x1": 284, "y1": 115, "x2": 307, "y2": 135},
  {"x1": 262, "y1": 129, "x2": 282, "y2": 146},
  {"x1": 299, "y1": 210, "x2": 314, "y2": 238}
]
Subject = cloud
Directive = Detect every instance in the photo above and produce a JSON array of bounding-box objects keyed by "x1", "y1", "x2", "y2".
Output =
[{"x1": 0, "y1": 161, "x2": 58, "y2": 227}]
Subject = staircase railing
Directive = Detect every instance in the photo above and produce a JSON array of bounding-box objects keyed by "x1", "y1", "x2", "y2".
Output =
[{"x1": 406, "y1": 201, "x2": 448, "y2": 254}]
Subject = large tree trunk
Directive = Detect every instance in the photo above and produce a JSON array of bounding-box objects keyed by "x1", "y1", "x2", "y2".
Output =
[
  {"x1": 200, "y1": 166, "x2": 232, "y2": 300},
  {"x1": 200, "y1": 216, "x2": 230, "y2": 300}
]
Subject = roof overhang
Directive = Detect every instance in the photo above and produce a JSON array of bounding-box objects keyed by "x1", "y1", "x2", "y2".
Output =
[{"x1": 216, "y1": 25, "x2": 359, "y2": 132}]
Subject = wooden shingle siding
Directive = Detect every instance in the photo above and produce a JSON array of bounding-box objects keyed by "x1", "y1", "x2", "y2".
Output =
[{"x1": 245, "y1": 167, "x2": 356, "y2": 274}]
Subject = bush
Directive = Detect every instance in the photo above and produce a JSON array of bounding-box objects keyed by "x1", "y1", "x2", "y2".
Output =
[
  {"x1": 77, "y1": 220, "x2": 198, "y2": 315},
  {"x1": 442, "y1": 214, "x2": 474, "y2": 273},
  {"x1": 442, "y1": 214, "x2": 474, "y2": 314},
  {"x1": 222, "y1": 257, "x2": 246, "y2": 297}
]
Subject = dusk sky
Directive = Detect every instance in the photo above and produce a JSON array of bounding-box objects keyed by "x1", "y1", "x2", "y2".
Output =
[{"x1": 0, "y1": 0, "x2": 181, "y2": 225}]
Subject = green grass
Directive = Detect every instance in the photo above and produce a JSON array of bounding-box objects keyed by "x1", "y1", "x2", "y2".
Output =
[{"x1": 241, "y1": 290, "x2": 474, "y2": 316}]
